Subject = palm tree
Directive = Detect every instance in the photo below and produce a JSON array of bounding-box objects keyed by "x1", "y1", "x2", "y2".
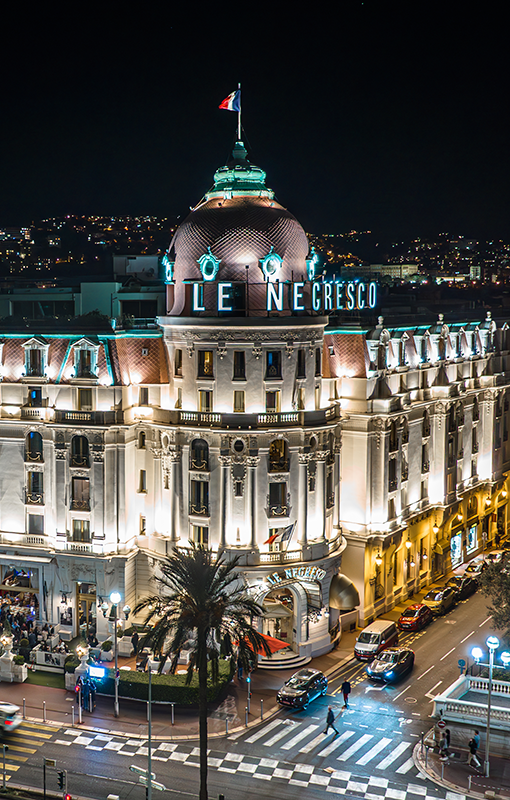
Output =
[{"x1": 134, "y1": 543, "x2": 271, "y2": 800}]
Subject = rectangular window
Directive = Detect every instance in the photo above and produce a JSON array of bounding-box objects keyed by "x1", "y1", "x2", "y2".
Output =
[
  {"x1": 28, "y1": 387, "x2": 42, "y2": 407},
  {"x1": 234, "y1": 481, "x2": 243, "y2": 497},
  {"x1": 297, "y1": 350, "x2": 306, "y2": 379},
  {"x1": 265, "y1": 390, "x2": 281, "y2": 413},
  {"x1": 175, "y1": 387, "x2": 182, "y2": 409},
  {"x1": 315, "y1": 385, "x2": 321, "y2": 410},
  {"x1": 140, "y1": 515, "x2": 147, "y2": 535},
  {"x1": 28, "y1": 514, "x2": 44, "y2": 535},
  {"x1": 27, "y1": 471, "x2": 43, "y2": 494},
  {"x1": 393, "y1": 550, "x2": 398, "y2": 586},
  {"x1": 198, "y1": 390, "x2": 212, "y2": 412},
  {"x1": 297, "y1": 387, "x2": 305, "y2": 411},
  {"x1": 192, "y1": 525, "x2": 209, "y2": 545},
  {"x1": 233, "y1": 351, "x2": 246, "y2": 380},
  {"x1": 27, "y1": 349, "x2": 42, "y2": 377},
  {"x1": 174, "y1": 349, "x2": 183, "y2": 377},
  {"x1": 197, "y1": 350, "x2": 214, "y2": 378},
  {"x1": 265, "y1": 351, "x2": 282, "y2": 379},
  {"x1": 139, "y1": 387, "x2": 149, "y2": 406},
  {"x1": 139, "y1": 470, "x2": 147, "y2": 493},
  {"x1": 388, "y1": 459, "x2": 397, "y2": 491},
  {"x1": 78, "y1": 388, "x2": 92, "y2": 411},
  {"x1": 72, "y1": 519, "x2": 90, "y2": 542},
  {"x1": 190, "y1": 480, "x2": 209, "y2": 516},
  {"x1": 315, "y1": 347, "x2": 322, "y2": 377},
  {"x1": 233, "y1": 390, "x2": 245, "y2": 413},
  {"x1": 77, "y1": 349, "x2": 93, "y2": 378},
  {"x1": 269, "y1": 481, "x2": 286, "y2": 509},
  {"x1": 72, "y1": 477, "x2": 90, "y2": 510},
  {"x1": 467, "y1": 523, "x2": 478, "y2": 553}
]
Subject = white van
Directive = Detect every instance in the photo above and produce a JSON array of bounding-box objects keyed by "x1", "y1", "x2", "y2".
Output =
[
  {"x1": 0, "y1": 702, "x2": 22, "y2": 733},
  {"x1": 354, "y1": 619, "x2": 399, "y2": 661}
]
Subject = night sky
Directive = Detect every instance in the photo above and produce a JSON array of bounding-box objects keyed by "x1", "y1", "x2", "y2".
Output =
[{"x1": 1, "y1": 4, "x2": 509, "y2": 245}]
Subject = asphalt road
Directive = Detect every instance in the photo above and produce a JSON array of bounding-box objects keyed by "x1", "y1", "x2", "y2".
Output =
[{"x1": 4, "y1": 589, "x2": 494, "y2": 800}]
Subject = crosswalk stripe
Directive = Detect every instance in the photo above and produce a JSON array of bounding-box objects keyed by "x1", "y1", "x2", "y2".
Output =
[
  {"x1": 298, "y1": 731, "x2": 327, "y2": 754},
  {"x1": 4, "y1": 764, "x2": 20, "y2": 773},
  {"x1": 264, "y1": 726, "x2": 297, "y2": 747},
  {"x1": 4, "y1": 755, "x2": 28, "y2": 763},
  {"x1": 396, "y1": 756, "x2": 415, "y2": 774},
  {"x1": 376, "y1": 741, "x2": 412, "y2": 770},
  {"x1": 281, "y1": 725, "x2": 319, "y2": 751},
  {"x1": 245, "y1": 720, "x2": 282, "y2": 744},
  {"x1": 4, "y1": 745, "x2": 37, "y2": 754},
  {"x1": 318, "y1": 730, "x2": 355, "y2": 757},
  {"x1": 19, "y1": 722, "x2": 56, "y2": 732},
  {"x1": 356, "y1": 737, "x2": 392, "y2": 766},
  {"x1": 13, "y1": 729, "x2": 52, "y2": 739},
  {"x1": 337, "y1": 733, "x2": 373, "y2": 761}
]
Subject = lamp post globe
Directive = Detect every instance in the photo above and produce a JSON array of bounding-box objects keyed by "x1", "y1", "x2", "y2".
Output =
[
  {"x1": 110, "y1": 591, "x2": 121, "y2": 605},
  {"x1": 471, "y1": 647, "x2": 483, "y2": 661},
  {"x1": 486, "y1": 636, "x2": 500, "y2": 651}
]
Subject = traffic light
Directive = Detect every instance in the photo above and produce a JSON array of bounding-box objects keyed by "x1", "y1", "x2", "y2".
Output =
[
  {"x1": 64, "y1": 794, "x2": 72, "y2": 800},
  {"x1": 57, "y1": 771, "x2": 65, "y2": 790}
]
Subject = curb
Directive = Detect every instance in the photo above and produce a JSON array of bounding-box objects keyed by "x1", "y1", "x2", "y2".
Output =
[{"x1": 413, "y1": 741, "x2": 483, "y2": 799}]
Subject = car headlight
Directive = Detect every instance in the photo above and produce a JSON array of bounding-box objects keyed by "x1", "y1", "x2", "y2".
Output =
[
  {"x1": 384, "y1": 671, "x2": 394, "y2": 678},
  {"x1": 367, "y1": 666, "x2": 372, "y2": 674}
]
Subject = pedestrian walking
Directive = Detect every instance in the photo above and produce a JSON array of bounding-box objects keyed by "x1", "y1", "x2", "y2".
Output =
[
  {"x1": 445, "y1": 728, "x2": 451, "y2": 750},
  {"x1": 341, "y1": 680, "x2": 351, "y2": 708},
  {"x1": 439, "y1": 733, "x2": 449, "y2": 762},
  {"x1": 467, "y1": 730, "x2": 481, "y2": 770},
  {"x1": 323, "y1": 706, "x2": 339, "y2": 735}
]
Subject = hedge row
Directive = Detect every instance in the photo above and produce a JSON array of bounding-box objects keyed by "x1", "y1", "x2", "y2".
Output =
[{"x1": 95, "y1": 659, "x2": 234, "y2": 704}]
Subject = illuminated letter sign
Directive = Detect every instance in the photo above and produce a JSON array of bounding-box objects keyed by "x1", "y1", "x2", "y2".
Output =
[
  {"x1": 312, "y1": 282, "x2": 321, "y2": 311},
  {"x1": 323, "y1": 282, "x2": 333, "y2": 311},
  {"x1": 292, "y1": 282, "x2": 305, "y2": 311},
  {"x1": 357, "y1": 282, "x2": 366, "y2": 310},
  {"x1": 369, "y1": 281, "x2": 377, "y2": 308},
  {"x1": 192, "y1": 283, "x2": 205, "y2": 312},
  {"x1": 267, "y1": 282, "x2": 284, "y2": 312},
  {"x1": 346, "y1": 282, "x2": 356, "y2": 311},
  {"x1": 218, "y1": 283, "x2": 232, "y2": 311}
]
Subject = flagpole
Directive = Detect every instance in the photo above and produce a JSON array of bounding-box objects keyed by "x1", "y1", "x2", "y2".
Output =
[{"x1": 238, "y1": 82, "x2": 241, "y2": 141}]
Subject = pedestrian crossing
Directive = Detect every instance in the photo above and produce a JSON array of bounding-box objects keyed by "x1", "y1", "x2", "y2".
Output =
[
  {"x1": 2, "y1": 720, "x2": 54, "y2": 782},
  {"x1": 236, "y1": 717, "x2": 418, "y2": 774}
]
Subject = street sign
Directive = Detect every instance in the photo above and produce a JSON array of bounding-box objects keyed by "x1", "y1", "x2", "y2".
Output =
[
  {"x1": 129, "y1": 766, "x2": 155, "y2": 779},
  {"x1": 138, "y1": 777, "x2": 165, "y2": 791},
  {"x1": 44, "y1": 759, "x2": 56, "y2": 767},
  {"x1": 437, "y1": 720, "x2": 446, "y2": 729},
  {"x1": 458, "y1": 659, "x2": 466, "y2": 667}
]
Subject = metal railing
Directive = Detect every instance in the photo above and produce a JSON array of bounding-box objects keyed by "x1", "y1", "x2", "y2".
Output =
[{"x1": 24, "y1": 491, "x2": 44, "y2": 505}]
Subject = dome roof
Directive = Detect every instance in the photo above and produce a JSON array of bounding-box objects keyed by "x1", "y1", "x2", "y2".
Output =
[{"x1": 166, "y1": 142, "x2": 310, "y2": 316}]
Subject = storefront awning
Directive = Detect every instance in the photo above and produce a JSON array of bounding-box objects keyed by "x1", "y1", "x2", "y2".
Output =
[
  {"x1": 244, "y1": 632, "x2": 289, "y2": 655},
  {"x1": 329, "y1": 574, "x2": 360, "y2": 611},
  {"x1": 434, "y1": 538, "x2": 450, "y2": 555}
]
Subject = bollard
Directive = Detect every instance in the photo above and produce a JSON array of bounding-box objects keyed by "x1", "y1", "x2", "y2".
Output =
[
  {"x1": 147, "y1": 701, "x2": 149, "y2": 721},
  {"x1": 260, "y1": 699, "x2": 263, "y2": 720},
  {"x1": 225, "y1": 719, "x2": 228, "y2": 736},
  {"x1": 468, "y1": 776, "x2": 472, "y2": 792},
  {"x1": 43, "y1": 701, "x2": 46, "y2": 723},
  {"x1": 72, "y1": 707, "x2": 75, "y2": 726},
  {"x1": 425, "y1": 746, "x2": 428, "y2": 768},
  {"x1": 171, "y1": 703, "x2": 174, "y2": 725},
  {"x1": 79, "y1": 703, "x2": 82, "y2": 724},
  {"x1": 22, "y1": 698, "x2": 26, "y2": 719},
  {"x1": 245, "y1": 707, "x2": 248, "y2": 727},
  {"x1": 441, "y1": 761, "x2": 445, "y2": 780},
  {"x1": 420, "y1": 732, "x2": 424, "y2": 755},
  {"x1": 247, "y1": 694, "x2": 251, "y2": 713}
]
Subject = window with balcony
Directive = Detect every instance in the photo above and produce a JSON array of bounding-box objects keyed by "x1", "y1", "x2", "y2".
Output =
[
  {"x1": 26, "y1": 471, "x2": 44, "y2": 505},
  {"x1": 190, "y1": 439, "x2": 209, "y2": 470},
  {"x1": 297, "y1": 350, "x2": 306, "y2": 379},
  {"x1": 71, "y1": 435, "x2": 90, "y2": 467},
  {"x1": 190, "y1": 480, "x2": 209, "y2": 516},
  {"x1": 269, "y1": 439, "x2": 289, "y2": 472},
  {"x1": 198, "y1": 390, "x2": 213, "y2": 412},
  {"x1": 71, "y1": 519, "x2": 90, "y2": 543},
  {"x1": 72, "y1": 477, "x2": 90, "y2": 510},
  {"x1": 268, "y1": 481, "x2": 288, "y2": 516},
  {"x1": 78, "y1": 388, "x2": 92, "y2": 411},
  {"x1": 27, "y1": 513, "x2": 44, "y2": 535},
  {"x1": 265, "y1": 351, "x2": 282, "y2": 379},
  {"x1": 265, "y1": 390, "x2": 280, "y2": 413},
  {"x1": 73, "y1": 340, "x2": 99, "y2": 379},
  {"x1": 25, "y1": 431, "x2": 43, "y2": 462},
  {"x1": 174, "y1": 349, "x2": 183, "y2": 377},
  {"x1": 28, "y1": 387, "x2": 43, "y2": 408},
  {"x1": 197, "y1": 350, "x2": 214, "y2": 378},
  {"x1": 233, "y1": 390, "x2": 245, "y2": 412},
  {"x1": 25, "y1": 348, "x2": 43, "y2": 377},
  {"x1": 192, "y1": 525, "x2": 209, "y2": 545},
  {"x1": 233, "y1": 351, "x2": 246, "y2": 380},
  {"x1": 315, "y1": 347, "x2": 322, "y2": 377}
]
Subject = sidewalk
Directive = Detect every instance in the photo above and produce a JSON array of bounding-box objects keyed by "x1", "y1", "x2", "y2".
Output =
[
  {"x1": 1, "y1": 629, "x2": 359, "y2": 740},
  {"x1": 414, "y1": 732, "x2": 510, "y2": 798}
]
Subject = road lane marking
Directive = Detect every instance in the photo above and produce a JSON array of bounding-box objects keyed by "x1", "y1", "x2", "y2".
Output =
[
  {"x1": 461, "y1": 631, "x2": 475, "y2": 643},
  {"x1": 376, "y1": 740, "x2": 412, "y2": 770},
  {"x1": 440, "y1": 647, "x2": 456, "y2": 661},
  {"x1": 282, "y1": 724, "x2": 319, "y2": 751},
  {"x1": 318, "y1": 730, "x2": 354, "y2": 757},
  {"x1": 392, "y1": 684, "x2": 412, "y2": 702},
  {"x1": 356, "y1": 737, "x2": 392, "y2": 766},
  {"x1": 245, "y1": 720, "x2": 282, "y2": 743},
  {"x1": 417, "y1": 666, "x2": 434, "y2": 681},
  {"x1": 336, "y1": 733, "x2": 373, "y2": 761},
  {"x1": 425, "y1": 681, "x2": 443, "y2": 700},
  {"x1": 479, "y1": 616, "x2": 493, "y2": 627}
]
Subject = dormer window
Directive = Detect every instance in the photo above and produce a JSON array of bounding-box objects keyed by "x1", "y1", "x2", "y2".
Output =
[
  {"x1": 23, "y1": 338, "x2": 49, "y2": 379},
  {"x1": 72, "y1": 339, "x2": 99, "y2": 379}
]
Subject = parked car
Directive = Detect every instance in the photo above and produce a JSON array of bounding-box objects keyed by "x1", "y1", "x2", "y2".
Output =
[
  {"x1": 485, "y1": 550, "x2": 509, "y2": 565},
  {"x1": 276, "y1": 669, "x2": 328, "y2": 709},
  {"x1": 366, "y1": 647, "x2": 415, "y2": 682},
  {"x1": 421, "y1": 585, "x2": 457, "y2": 615},
  {"x1": 0, "y1": 702, "x2": 22, "y2": 733},
  {"x1": 397, "y1": 603, "x2": 434, "y2": 631},
  {"x1": 464, "y1": 557, "x2": 487, "y2": 578},
  {"x1": 446, "y1": 574, "x2": 478, "y2": 599},
  {"x1": 353, "y1": 620, "x2": 399, "y2": 661}
]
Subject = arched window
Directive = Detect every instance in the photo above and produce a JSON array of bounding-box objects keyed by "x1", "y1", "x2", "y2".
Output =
[
  {"x1": 190, "y1": 439, "x2": 209, "y2": 471},
  {"x1": 71, "y1": 435, "x2": 90, "y2": 468},
  {"x1": 138, "y1": 431, "x2": 146, "y2": 449},
  {"x1": 25, "y1": 431, "x2": 43, "y2": 463},
  {"x1": 269, "y1": 439, "x2": 289, "y2": 472}
]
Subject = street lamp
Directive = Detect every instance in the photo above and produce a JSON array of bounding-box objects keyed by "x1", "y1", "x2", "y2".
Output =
[
  {"x1": 102, "y1": 591, "x2": 122, "y2": 717},
  {"x1": 471, "y1": 635, "x2": 501, "y2": 777}
]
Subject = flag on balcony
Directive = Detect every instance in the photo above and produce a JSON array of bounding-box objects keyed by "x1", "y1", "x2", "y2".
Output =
[{"x1": 264, "y1": 522, "x2": 296, "y2": 546}]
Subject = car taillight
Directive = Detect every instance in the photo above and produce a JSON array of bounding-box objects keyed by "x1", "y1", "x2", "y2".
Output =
[{"x1": 5, "y1": 720, "x2": 12, "y2": 726}]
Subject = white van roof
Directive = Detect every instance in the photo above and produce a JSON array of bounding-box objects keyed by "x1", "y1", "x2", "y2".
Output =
[{"x1": 362, "y1": 619, "x2": 395, "y2": 634}]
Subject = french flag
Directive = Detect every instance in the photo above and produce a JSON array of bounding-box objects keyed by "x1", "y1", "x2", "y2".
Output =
[{"x1": 219, "y1": 90, "x2": 241, "y2": 112}]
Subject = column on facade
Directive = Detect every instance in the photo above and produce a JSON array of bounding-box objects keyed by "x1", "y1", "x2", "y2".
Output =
[
  {"x1": 334, "y1": 441, "x2": 341, "y2": 532},
  {"x1": 152, "y1": 445, "x2": 162, "y2": 535},
  {"x1": 246, "y1": 457, "x2": 259, "y2": 549},
  {"x1": 169, "y1": 452, "x2": 181, "y2": 543},
  {"x1": 218, "y1": 456, "x2": 231, "y2": 548},
  {"x1": 316, "y1": 452, "x2": 327, "y2": 541},
  {"x1": 298, "y1": 453, "x2": 309, "y2": 546}
]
